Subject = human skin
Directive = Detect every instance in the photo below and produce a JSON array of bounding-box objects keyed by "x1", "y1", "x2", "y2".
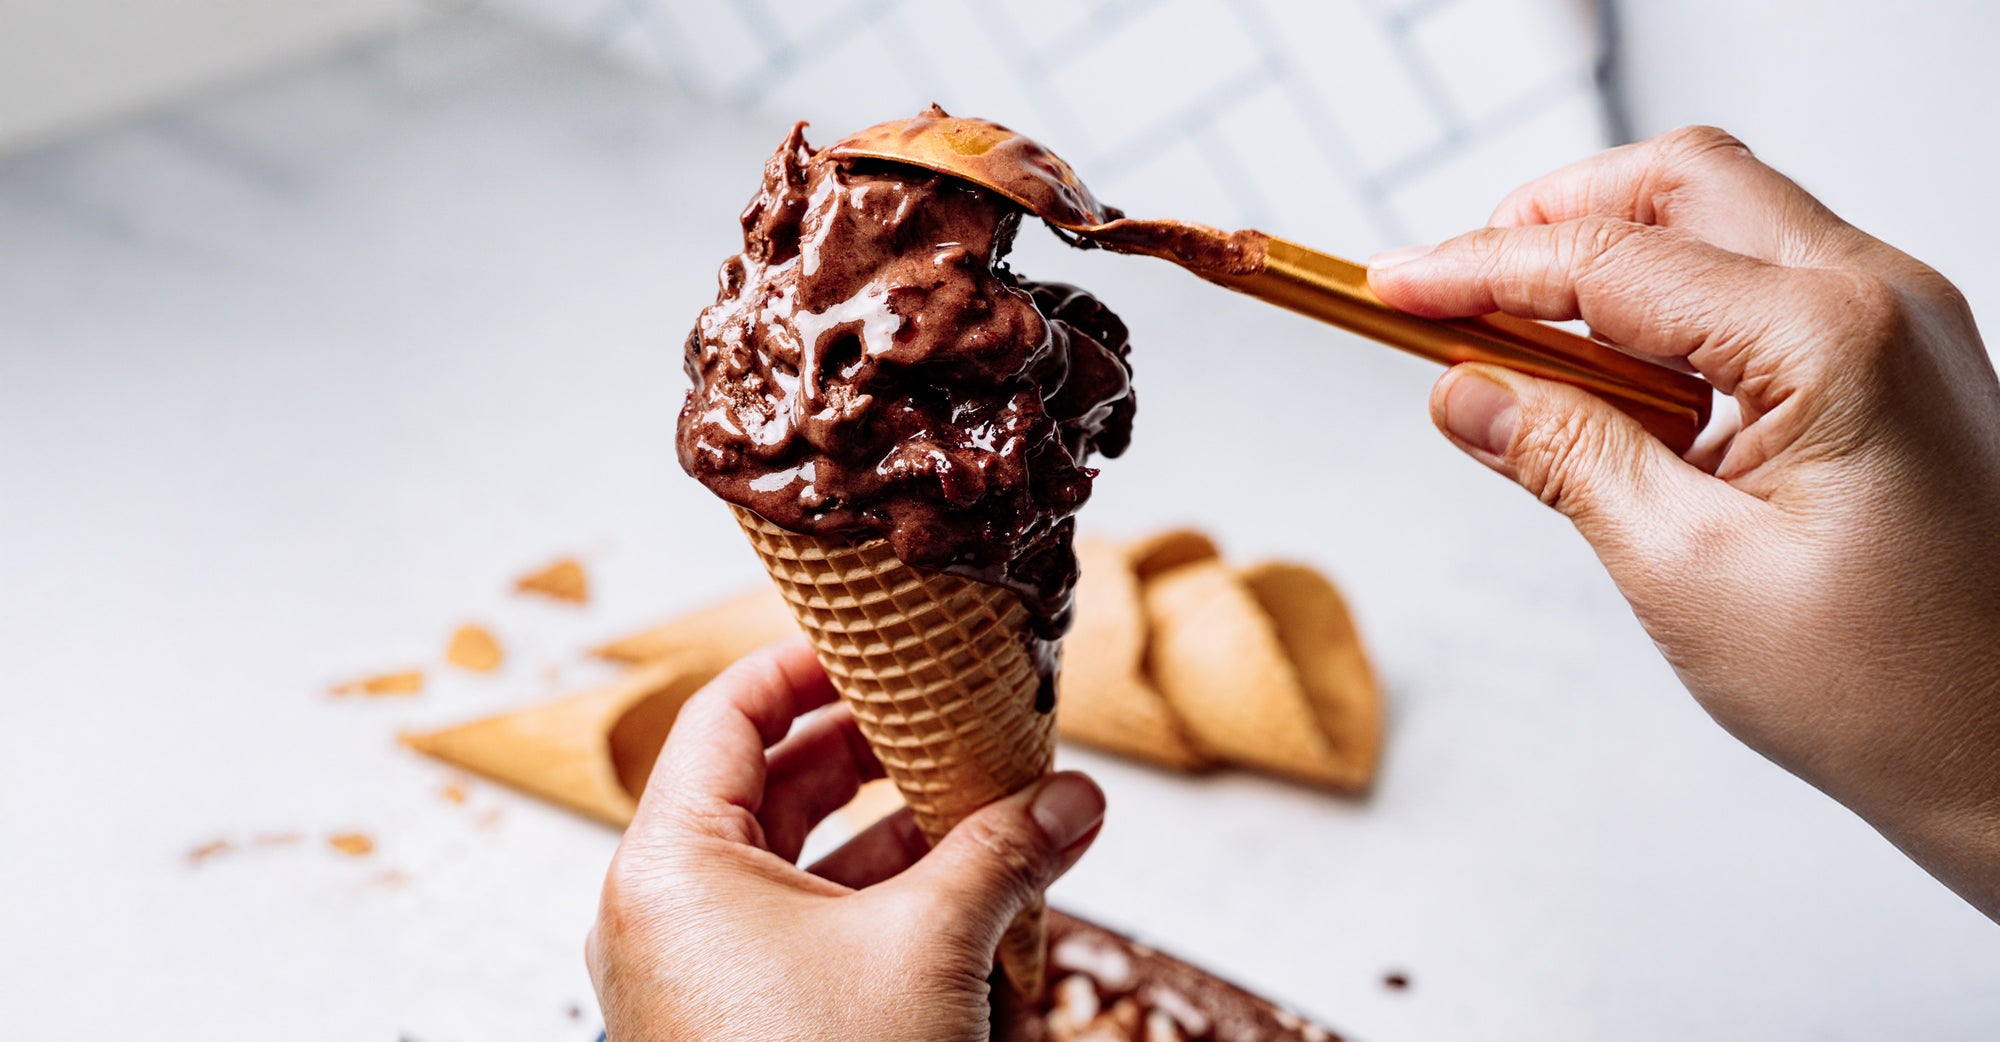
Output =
[
  {"x1": 1369, "y1": 125, "x2": 2000, "y2": 919},
  {"x1": 586, "y1": 639, "x2": 1106, "y2": 1042}
]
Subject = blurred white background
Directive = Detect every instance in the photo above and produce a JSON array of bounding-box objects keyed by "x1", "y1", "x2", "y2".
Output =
[
  {"x1": 4, "y1": 3, "x2": 1998, "y2": 1041},
  {"x1": 6, "y1": 0, "x2": 1998, "y2": 327}
]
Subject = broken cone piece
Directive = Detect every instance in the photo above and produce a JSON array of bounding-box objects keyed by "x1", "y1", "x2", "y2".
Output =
[
  {"x1": 446, "y1": 623, "x2": 504, "y2": 672},
  {"x1": 591, "y1": 586, "x2": 795, "y2": 669},
  {"x1": 1142, "y1": 557, "x2": 1380, "y2": 793},
  {"x1": 1236, "y1": 561, "x2": 1381, "y2": 790},
  {"x1": 1053, "y1": 538, "x2": 1207, "y2": 771},
  {"x1": 1056, "y1": 530, "x2": 1381, "y2": 793},
  {"x1": 514, "y1": 557, "x2": 590, "y2": 604},
  {"x1": 330, "y1": 670, "x2": 425, "y2": 697},
  {"x1": 399, "y1": 656, "x2": 716, "y2": 826}
]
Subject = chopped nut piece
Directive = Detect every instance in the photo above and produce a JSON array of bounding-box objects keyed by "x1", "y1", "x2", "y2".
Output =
[
  {"x1": 1143, "y1": 1010, "x2": 1188, "y2": 1042},
  {"x1": 331, "y1": 670, "x2": 425, "y2": 697},
  {"x1": 1141, "y1": 985, "x2": 1209, "y2": 1037},
  {"x1": 513, "y1": 557, "x2": 589, "y2": 604},
  {"x1": 445, "y1": 623, "x2": 504, "y2": 671},
  {"x1": 1080, "y1": 997, "x2": 1142, "y2": 1040},
  {"x1": 1052, "y1": 935, "x2": 1134, "y2": 991},
  {"x1": 1047, "y1": 974, "x2": 1101, "y2": 1040}
]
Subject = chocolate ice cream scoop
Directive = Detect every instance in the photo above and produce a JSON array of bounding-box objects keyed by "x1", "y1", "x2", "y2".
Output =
[{"x1": 677, "y1": 121, "x2": 1135, "y2": 642}]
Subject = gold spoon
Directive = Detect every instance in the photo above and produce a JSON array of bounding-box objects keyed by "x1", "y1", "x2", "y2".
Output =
[{"x1": 826, "y1": 111, "x2": 1713, "y2": 453}]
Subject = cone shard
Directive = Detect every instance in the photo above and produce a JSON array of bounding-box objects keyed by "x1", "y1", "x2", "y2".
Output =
[
  {"x1": 1141, "y1": 559, "x2": 1368, "y2": 791},
  {"x1": 592, "y1": 586, "x2": 796, "y2": 667},
  {"x1": 1054, "y1": 537, "x2": 1207, "y2": 771},
  {"x1": 399, "y1": 657, "x2": 714, "y2": 826},
  {"x1": 1237, "y1": 560, "x2": 1382, "y2": 790}
]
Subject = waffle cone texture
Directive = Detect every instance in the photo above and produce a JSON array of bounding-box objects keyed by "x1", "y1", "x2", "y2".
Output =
[{"x1": 730, "y1": 505, "x2": 1056, "y2": 996}]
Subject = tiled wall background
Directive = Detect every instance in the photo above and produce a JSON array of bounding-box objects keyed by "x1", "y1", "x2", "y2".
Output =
[{"x1": 462, "y1": 0, "x2": 1610, "y2": 253}]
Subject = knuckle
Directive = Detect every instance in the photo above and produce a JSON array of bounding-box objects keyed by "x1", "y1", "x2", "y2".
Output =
[
  {"x1": 1563, "y1": 216, "x2": 1645, "y2": 275},
  {"x1": 1814, "y1": 271, "x2": 1909, "y2": 377},
  {"x1": 1660, "y1": 124, "x2": 1752, "y2": 163},
  {"x1": 1561, "y1": 217, "x2": 1655, "y2": 302},
  {"x1": 595, "y1": 844, "x2": 700, "y2": 947},
  {"x1": 956, "y1": 814, "x2": 1049, "y2": 895},
  {"x1": 1512, "y1": 402, "x2": 1608, "y2": 514},
  {"x1": 595, "y1": 857, "x2": 654, "y2": 940}
]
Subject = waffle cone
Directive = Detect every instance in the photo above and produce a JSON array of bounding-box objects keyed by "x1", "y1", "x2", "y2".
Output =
[{"x1": 730, "y1": 505, "x2": 1056, "y2": 996}]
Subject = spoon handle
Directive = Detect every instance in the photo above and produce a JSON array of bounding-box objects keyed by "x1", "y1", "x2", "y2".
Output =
[{"x1": 1210, "y1": 236, "x2": 1713, "y2": 453}]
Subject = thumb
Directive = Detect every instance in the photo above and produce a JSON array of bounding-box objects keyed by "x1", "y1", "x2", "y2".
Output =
[
  {"x1": 886, "y1": 772, "x2": 1105, "y2": 951},
  {"x1": 1431, "y1": 363, "x2": 1716, "y2": 551}
]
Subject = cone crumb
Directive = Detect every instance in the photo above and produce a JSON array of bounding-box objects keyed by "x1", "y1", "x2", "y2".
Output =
[
  {"x1": 439, "y1": 778, "x2": 470, "y2": 805},
  {"x1": 513, "y1": 557, "x2": 589, "y2": 604},
  {"x1": 187, "y1": 838, "x2": 234, "y2": 867},
  {"x1": 328, "y1": 832, "x2": 375, "y2": 857},
  {"x1": 445, "y1": 623, "x2": 504, "y2": 671},
  {"x1": 331, "y1": 670, "x2": 425, "y2": 697}
]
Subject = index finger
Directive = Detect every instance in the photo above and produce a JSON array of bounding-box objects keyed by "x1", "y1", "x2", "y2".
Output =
[
  {"x1": 1487, "y1": 125, "x2": 1846, "y2": 266},
  {"x1": 627, "y1": 637, "x2": 838, "y2": 846},
  {"x1": 1368, "y1": 216, "x2": 1816, "y2": 404}
]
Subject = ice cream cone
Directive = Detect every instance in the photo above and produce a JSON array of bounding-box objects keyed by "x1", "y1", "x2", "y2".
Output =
[
  {"x1": 399, "y1": 656, "x2": 713, "y2": 826},
  {"x1": 730, "y1": 504, "x2": 1055, "y2": 997}
]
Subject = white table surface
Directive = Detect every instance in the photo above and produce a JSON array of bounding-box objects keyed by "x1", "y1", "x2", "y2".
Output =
[{"x1": 3, "y1": 13, "x2": 1995, "y2": 1041}]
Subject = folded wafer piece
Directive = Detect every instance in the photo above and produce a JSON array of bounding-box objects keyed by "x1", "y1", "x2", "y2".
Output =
[
  {"x1": 591, "y1": 586, "x2": 795, "y2": 668},
  {"x1": 1053, "y1": 531, "x2": 1382, "y2": 792},
  {"x1": 1053, "y1": 538, "x2": 1207, "y2": 772},
  {"x1": 398, "y1": 656, "x2": 714, "y2": 826}
]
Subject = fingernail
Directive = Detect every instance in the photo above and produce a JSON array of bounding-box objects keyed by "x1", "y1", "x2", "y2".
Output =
[
  {"x1": 1368, "y1": 243, "x2": 1434, "y2": 270},
  {"x1": 1029, "y1": 773, "x2": 1105, "y2": 849},
  {"x1": 1440, "y1": 369, "x2": 1519, "y2": 456}
]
